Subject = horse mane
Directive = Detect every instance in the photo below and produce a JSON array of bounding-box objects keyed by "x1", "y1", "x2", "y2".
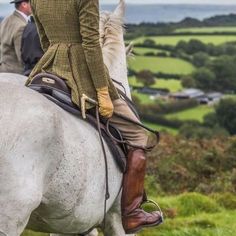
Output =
[{"x1": 100, "y1": 8, "x2": 125, "y2": 65}]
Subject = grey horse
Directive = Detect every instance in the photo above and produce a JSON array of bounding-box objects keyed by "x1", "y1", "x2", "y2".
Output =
[{"x1": 0, "y1": 1, "x2": 135, "y2": 236}]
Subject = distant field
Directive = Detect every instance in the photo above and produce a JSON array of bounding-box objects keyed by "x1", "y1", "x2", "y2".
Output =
[
  {"x1": 133, "y1": 47, "x2": 169, "y2": 55},
  {"x1": 128, "y1": 56, "x2": 195, "y2": 74},
  {"x1": 143, "y1": 121, "x2": 178, "y2": 135},
  {"x1": 132, "y1": 91, "x2": 154, "y2": 104},
  {"x1": 175, "y1": 27, "x2": 236, "y2": 33},
  {"x1": 129, "y1": 76, "x2": 183, "y2": 93},
  {"x1": 166, "y1": 105, "x2": 214, "y2": 122},
  {"x1": 133, "y1": 35, "x2": 236, "y2": 45}
]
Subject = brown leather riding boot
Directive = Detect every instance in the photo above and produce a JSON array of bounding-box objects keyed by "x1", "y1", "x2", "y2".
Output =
[{"x1": 121, "y1": 149, "x2": 163, "y2": 234}]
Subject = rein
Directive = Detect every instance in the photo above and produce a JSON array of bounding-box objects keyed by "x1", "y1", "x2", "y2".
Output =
[{"x1": 95, "y1": 106, "x2": 110, "y2": 230}]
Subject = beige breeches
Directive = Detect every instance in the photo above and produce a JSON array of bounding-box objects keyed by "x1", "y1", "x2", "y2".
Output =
[{"x1": 109, "y1": 99, "x2": 152, "y2": 150}]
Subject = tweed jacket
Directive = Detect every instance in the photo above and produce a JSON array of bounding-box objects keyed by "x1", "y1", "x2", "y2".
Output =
[
  {"x1": 26, "y1": 0, "x2": 119, "y2": 107},
  {"x1": 0, "y1": 10, "x2": 27, "y2": 74}
]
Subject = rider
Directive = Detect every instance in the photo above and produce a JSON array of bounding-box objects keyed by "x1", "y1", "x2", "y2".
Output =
[
  {"x1": 0, "y1": 0, "x2": 31, "y2": 74},
  {"x1": 25, "y1": 0, "x2": 163, "y2": 234}
]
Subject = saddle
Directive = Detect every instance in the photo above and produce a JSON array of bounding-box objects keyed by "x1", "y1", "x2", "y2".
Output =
[{"x1": 28, "y1": 72, "x2": 127, "y2": 173}]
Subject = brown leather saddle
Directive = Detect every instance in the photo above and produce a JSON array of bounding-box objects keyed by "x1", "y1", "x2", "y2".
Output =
[{"x1": 28, "y1": 72, "x2": 127, "y2": 173}]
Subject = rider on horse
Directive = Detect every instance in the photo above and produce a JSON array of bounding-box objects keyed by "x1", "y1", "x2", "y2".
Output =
[{"x1": 25, "y1": 0, "x2": 163, "y2": 234}]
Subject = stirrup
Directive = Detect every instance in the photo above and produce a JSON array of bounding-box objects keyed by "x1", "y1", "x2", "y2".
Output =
[{"x1": 140, "y1": 198, "x2": 164, "y2": 221}]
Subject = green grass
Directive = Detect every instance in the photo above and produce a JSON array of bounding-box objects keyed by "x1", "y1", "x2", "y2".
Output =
[
  {"x1": 22, "y1": 231, "x2": 46, "y2": 236},
  {"x1": 140, "y1": 210, "x2": 236, "y2": 236},
  {"x1": 129, "y1": 76, "x2": 183, "y2": 92},
  {"x1": 166, "y1": 105, "x2": 214, "y2": 122},
  {"x1": 133, "y1": 47, "x2": 169, "y2": 55},
  {"x1": 133, "y1": 35, "x2": 236, "y2": 46},
  {"x1": 132, "y1": 91, "x2": 154, "y2": 104},
  {"x1": 154, "y1": 79, "x2": 183, "y2": 92},
  {"x1": 143, "y1": 121, "x2": 178, "y2": 135},
  {"x1": 23, "y1": 193, "x2": 236, "y2": 236},
  {"x1": 139, "y1": 193, "x2": 236, "y2": 236},
  {"x1": 128, "y1": 56, "x2": 195, "y2": 74},
  {"x1": 175, "y1": 27, "x2": 236, "y2": 33}
]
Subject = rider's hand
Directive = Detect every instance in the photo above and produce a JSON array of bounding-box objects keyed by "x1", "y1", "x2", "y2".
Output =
[{"x1": 96, "y1": 87, "x2": 114, "y2": 118}]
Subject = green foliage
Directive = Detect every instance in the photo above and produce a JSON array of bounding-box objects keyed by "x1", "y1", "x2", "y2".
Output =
[
  {"x1": 177, "y1": 193, "x2": 221, "y2": 216},
  {"x1": 133, "y1": 35, "x2": 236, "y2": 46},
  {"x1": 192, "y1": 68, "x2": 216, "y2": 90},
  {"x1": 143, "y1": 38, "x2": 156, "y2": 47},
  {"x1": 192, "y1": 52, "x2": 210, "y2": 67},
  {"x1": 175, "y1": 26, "x2": 236, "y2": 33},
  {"x1": 148, "y1": 134, "x2": 236, "y2": 194},
  {"x1": 212, "y1": 192, "x2": 236, "y2": 209},
  {"x1": 210, "y1": 55, "x2": 236, "y2": 92},
  {"x1": 136, "y1": 70, "x2": 155, "y2": 87},
  {"x1": 215, "y1": 98, "x2": 236, "y2": 134},
  {"x1": 203, "y1": 112, "x2": 218, "y2": 128},
  {"x1": 180, "y1": 124, "x2": 216, "y2": 139},
  {"x1": 22, "y1": 231, "x2": 47, "y2": 236},
  {"x1": 181, "y1": 75, "x2": 196, "y2": 88}
]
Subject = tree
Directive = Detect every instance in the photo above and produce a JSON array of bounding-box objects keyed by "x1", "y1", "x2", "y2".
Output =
[
  {"x1": 136, "y1": 70, "x2": 155, "y2": 87},
  {"x1": 186, "y1": 39, "x2": 206, "y2": 54},
  {"x1": 215, "y1": 98, "x2": 236, "y2": 135},
  {"x1": 203, "y1": 112, "x2": 219, "y2": 128},
  {"x1": 210, "y1": 55, "x2": 236, "y2": 92},
  {"x1": 143, "y1": 39, "x2": 156, "y2": 47},
  {"x1": 192, "y1": 68, "x2": 216, "y2": 90},
  {"x1": 181, "y1": 75, "x2": 196, "y2": 88},
  {"x1": 192, "y1": 52, "x2": 210, "y2": 67}
]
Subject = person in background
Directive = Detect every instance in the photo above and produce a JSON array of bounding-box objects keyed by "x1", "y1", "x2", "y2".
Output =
[
  {"x1": 0, "y1": 0, "x2": 31, "y2": 74},
  {"x1": 21, "y1": 16, "x2": 43, "y2": 76}
]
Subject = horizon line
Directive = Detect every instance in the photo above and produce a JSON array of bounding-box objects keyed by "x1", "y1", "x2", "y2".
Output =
[{"x1": 102, "y1": 3, "x2": 236, "y2": 5}]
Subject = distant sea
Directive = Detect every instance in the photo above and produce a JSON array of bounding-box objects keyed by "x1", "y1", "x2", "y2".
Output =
[{"x1": 1, "y1": 3, "x2": 236, "y2": 23}]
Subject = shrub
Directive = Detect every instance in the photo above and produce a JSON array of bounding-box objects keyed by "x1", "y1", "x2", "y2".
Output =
[
  {"x1": 177, "y1": 193, "x2": 221, "y2": 216},
  {"x1": 212, "y1": 192, "x2": 236, "y2": 209}
]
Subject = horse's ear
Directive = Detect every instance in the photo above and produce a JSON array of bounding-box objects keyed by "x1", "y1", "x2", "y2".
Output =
[
  {"x1": 126, "y1": 42, "x2": 133, "y2": 57},
  {"x1": 113, "y1": 0, "x2": 125, "y2": 18}
]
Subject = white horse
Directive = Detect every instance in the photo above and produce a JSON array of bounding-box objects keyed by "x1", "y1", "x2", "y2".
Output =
[{"x1": 0, "y1": 1, "x2": 135, "y2": 236}]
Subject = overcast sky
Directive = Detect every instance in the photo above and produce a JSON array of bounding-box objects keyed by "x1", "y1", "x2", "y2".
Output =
[
  {"x1": 101, "y1": 0, "x2": 236, "y2": 4},
  {"x1": 1, "y1": 0, "x2": 236, "y2": 4}
]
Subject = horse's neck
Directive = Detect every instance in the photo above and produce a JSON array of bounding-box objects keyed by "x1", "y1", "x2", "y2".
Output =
[{"x1": 103, "y1": 39, "x2": 131, "y2": 99}]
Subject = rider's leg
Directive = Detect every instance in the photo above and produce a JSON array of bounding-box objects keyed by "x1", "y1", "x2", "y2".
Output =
[{"x1": 109, "y1": 99, "x2": 163, "y2": 234}]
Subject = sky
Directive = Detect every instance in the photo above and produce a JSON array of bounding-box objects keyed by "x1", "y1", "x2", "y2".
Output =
[
  {"x1": 100, "y1": 0, "x2": 236, "y2": 4},
  {"x1": 0, "y1": 0, "x2": 236, "y2": 4}
]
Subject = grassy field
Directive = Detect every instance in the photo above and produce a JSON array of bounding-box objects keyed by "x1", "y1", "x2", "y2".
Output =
[
  {"x1": 128, "y1": 56, "x2": 195, "y2": 74},
  {"x1": 22, "y1": 192, "x2": 236, "y2": 236},
  {"x1": 133, "y1": 35, "x2": 236, "y2": 45},
  {"x1": 166, "y1": 105, "x2": 214, "y2": 122},
  {"x1": 133, "y1": 47, "x2": 169, "y2": 55},
  {"x1": 129, "y1": 76, "x2": 183, "y2": 92},
  {"x1": 175, "y1": 26, "x2": 236, "y2": 33},
  {"x1": 143, "y1": 121, "x2": 178, "y2": 135},
  {"x1": 139, "y1": 192, "x2": 236, "y2": 236}
]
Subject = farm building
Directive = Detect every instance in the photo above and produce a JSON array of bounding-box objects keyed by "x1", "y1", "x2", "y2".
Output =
[
  {"x1": 169, "y1": 89, "x2": 223, "y2": 104},
  {"x1": 169, "y1": 88, "x2": 204, "y2": 99}
]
